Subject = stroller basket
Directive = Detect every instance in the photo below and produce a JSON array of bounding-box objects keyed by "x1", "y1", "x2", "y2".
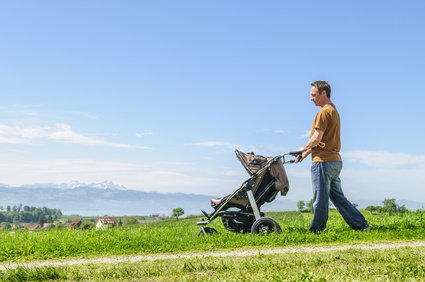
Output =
[{"x1": 219, "y1": 210, "x2": 265, "y2": 233}]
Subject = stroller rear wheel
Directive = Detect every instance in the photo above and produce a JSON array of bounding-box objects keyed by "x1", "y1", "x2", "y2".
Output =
[
  {"x1": 251, "y1": 217, "x2": 282, "y2": 234},
  {"x1": 198, "y1": 227, "x2": 218, "y2": 236}
]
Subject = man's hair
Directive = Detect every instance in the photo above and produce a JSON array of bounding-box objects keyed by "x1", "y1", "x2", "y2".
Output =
[{"x1": 311, "y1": 80, "x2": 331, "y2": 98}]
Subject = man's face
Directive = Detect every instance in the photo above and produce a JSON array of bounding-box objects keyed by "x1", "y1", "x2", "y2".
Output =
[{"x1": 310, "y1": 86, "x2": 326, "y2": 107}]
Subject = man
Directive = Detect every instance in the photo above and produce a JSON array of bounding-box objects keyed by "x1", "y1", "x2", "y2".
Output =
[{"x1": 295, "y1": 80, "x2": 369, "y2": 232}]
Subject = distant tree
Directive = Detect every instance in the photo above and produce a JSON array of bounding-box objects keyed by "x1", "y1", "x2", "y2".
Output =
[
  {"x1": 20, "y1": 211, "x2": 32, "y2": 222},
  {"x1": 38, "y1": 215, "x2": 46, "y2": 225},
  {"x1": 365, "y1": 205, "x2": 382, "y2": 213},
  {"x1": 124, "y1": 216, "x2": 138, "y2": 225},
  {"x1": 6, "y1": 205, "x2": 11, "y2": 212},
  {"x1": 172, "y1": 208, "x2": 185, "y2": 220},
  {"x1": 12, "y1": 215, "x2": 19, "y2": 223},
  {"x1": 81, "y1": 221, "x2": 94, "y2": 230},
  {"x1": 297, "y1": 201, "x2": 306, "y2": 212},
  {"x1": 352, "y1": 202, "x2": 359, "y2": 208},
  {"x1": 306, "y1": 200, "x2": 314, "y2": 213},
  {"x1": 398, "y1": 205, "x2": 408, "y2": 213},
  {"x1": 383, "y1": 198, "x2": 398, "y2": 215}
]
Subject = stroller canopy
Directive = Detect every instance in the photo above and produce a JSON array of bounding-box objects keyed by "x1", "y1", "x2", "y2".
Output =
[{"x1": 235, "y1": 149, "x2": 290, "y2": 196}]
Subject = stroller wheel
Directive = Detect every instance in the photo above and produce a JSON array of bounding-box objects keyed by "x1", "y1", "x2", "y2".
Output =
[
  {"x1": 198, "y1": 227, "x2": 218, "y2": 236},
  {"x1": 251, "y1": 218, "x2": 282, "y2": 235}
]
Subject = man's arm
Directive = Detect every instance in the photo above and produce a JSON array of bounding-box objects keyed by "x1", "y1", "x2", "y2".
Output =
[{"x1": 295, "y1": 129, "x2": 324, "y2": 163}]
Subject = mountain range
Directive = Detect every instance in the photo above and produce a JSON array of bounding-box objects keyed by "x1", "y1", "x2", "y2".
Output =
[
  {"x1": 0, "y1": 181, "x2": 423, "y2": 216},
  {"x1": 0, "y1": 181, "x2": 212, "y2": 216}
]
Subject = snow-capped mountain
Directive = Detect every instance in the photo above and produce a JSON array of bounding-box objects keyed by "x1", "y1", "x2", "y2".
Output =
[
  {"x1": 19, "y1": 180, "x2": 127, "y2": 190},
  {"x1": 0, "y1": 182, "x2": 213, "y2": 216},
  {"x1": 63, "y1": 180, "x2": 127, "y2": 190}
]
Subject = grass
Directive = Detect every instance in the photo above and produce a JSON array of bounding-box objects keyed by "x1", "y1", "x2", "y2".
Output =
[
  {"x1": 1, "y1": 247, "x2": 424, "y2": 281},
  {"x1": 0, "y1": 210, "x2": 424, "y2": 263}
]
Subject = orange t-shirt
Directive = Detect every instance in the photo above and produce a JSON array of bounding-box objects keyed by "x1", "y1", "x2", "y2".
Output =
[{"x1": 311, "y1": 103, "x2": 342, "y2": 162}]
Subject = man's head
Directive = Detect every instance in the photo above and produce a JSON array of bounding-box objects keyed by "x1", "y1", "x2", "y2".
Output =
[{"x1": 310, "y1": 80, "x2": 331, "y2": 107}]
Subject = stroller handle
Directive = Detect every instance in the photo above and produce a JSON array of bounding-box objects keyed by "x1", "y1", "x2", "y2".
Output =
[
  {"x1": 280, "y1": 151, "x2": 302, "y2": 164},
  {"x1": 287, "y1": 151, "x2": 302, "y2": 156}
]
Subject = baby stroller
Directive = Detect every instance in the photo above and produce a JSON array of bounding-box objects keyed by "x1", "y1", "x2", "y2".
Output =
[{"x1": 197, "y1": 149, "x2": 300, "y2": 235}]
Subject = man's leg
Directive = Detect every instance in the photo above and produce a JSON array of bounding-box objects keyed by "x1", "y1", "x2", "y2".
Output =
[
  {"x1": 310, "y1": 162, "x2": 330, "y2": 232},
  {"x1": 329, "y1": 164, "x2": 368, "y2": 230}
]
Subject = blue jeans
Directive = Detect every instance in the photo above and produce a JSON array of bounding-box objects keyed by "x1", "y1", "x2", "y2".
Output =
[{"x1": 310, "y1": 161, "x2": 368, "y2": 232}]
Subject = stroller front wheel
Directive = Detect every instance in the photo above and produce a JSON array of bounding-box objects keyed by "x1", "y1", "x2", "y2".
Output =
[
  {"x1": 251, "y1": 217, "x2": 282, "y2": 235},
  {"x1": 198, "y1": 227, "x2": 218, "y2": 236}
]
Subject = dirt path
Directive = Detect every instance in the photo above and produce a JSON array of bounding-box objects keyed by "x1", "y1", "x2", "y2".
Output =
[{"x1": 1, "y1": 241, "x2": 424, "y2": 270}]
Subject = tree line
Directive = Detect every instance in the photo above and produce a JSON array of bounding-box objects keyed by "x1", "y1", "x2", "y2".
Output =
[
  {"x1": 0, "y1": 204, "x2": 62, "y2": 224},
  {"x1": 364, "y1": 198, "x2": 408, "y2": 215},
  {"x1": 296, "y1": 198, "x2": 409, "y2": 214}
]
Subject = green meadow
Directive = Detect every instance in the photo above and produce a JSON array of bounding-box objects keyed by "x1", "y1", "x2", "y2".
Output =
[
  {"x1": 0, "y1": 210, "x2": 424, "y2": 281},
  {"x1": 2, "y1": 247, "x2": 424, "y2": 281}
]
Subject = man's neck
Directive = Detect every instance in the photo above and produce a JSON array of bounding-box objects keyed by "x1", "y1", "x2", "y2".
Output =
[{"x1": 320, "y1": 99, "x2": 332, "y2": 107}]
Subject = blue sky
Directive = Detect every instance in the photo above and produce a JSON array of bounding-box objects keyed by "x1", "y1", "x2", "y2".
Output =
[{"x1": 1, "y1": 1, "x2": 424, "y2": 205}]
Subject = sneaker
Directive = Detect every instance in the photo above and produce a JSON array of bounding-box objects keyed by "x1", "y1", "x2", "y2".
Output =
[{"x1": 362, "y1": 226, "x2": 371, "y2": 232}]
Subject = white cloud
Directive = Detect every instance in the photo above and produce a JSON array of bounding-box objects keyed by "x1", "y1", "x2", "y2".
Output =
[
  {"x1": 193, "y1": 141, "x2": 289, "y2": 155},
  {"x1": 285, "y1": 167, "x2": 310, "y2": 178},
  {"x1": 0, "y1": 123, "x2": 47, "y2": 143},
  {"x1": 274, "y1": 130, "x2": 287, "y2": 134},
  {"x1": 342, "y1": 166, "x2": 425, "y2": 201},
  {"x1": 338, "y1": 150, "x2": 425, "y2": 201},
  {"x1": 0, "y1": 136, "x2": 32, "y2": 144},
  {"x1": 193, "y1": 141, "x2": 235, "y2": 148},
  {"x1": 275, "y1": 150, "x2": 425, "y2": 203},
  {"x1": 224, "y1": 170, "x2": 240, "y2": 177},
  {"x1": 65, "y1": 111, "x2": 100, "y2": 120},
  {"x1": 48, "y1": 123, "x2": 150, "y2": 149},
  {"x1": 344, "y1": 150, "x2": 425, "y2": 168},
  {"x1": 136, "y1": 132, "x2": 154, "y2": 138},
  {"x1": 298, "y1": 130, "x2": 311, "y2": 139},
  {"x1": 0, "y1": 158, "x2": 229, "y2": 194},
  {"x1": 0, "y1": 122, "x2": 149, "y2": 149}
]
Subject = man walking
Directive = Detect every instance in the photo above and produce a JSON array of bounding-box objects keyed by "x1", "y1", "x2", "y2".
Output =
[{"x1": 295, "y1": 80, "x2": 369, "y2": 232}]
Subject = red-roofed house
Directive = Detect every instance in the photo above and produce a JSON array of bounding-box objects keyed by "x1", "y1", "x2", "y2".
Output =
[
  {"x1": 68, "y1": 220, "x2": 82, "y2": 229},
  {"x1": 96, "y1": 217, "x2": 118, "y2": 230}
]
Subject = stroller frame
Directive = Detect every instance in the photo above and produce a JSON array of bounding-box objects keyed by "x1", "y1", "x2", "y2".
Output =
[{"x1": 197, "y1": 151, "x2": 300, "y2": 235}]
